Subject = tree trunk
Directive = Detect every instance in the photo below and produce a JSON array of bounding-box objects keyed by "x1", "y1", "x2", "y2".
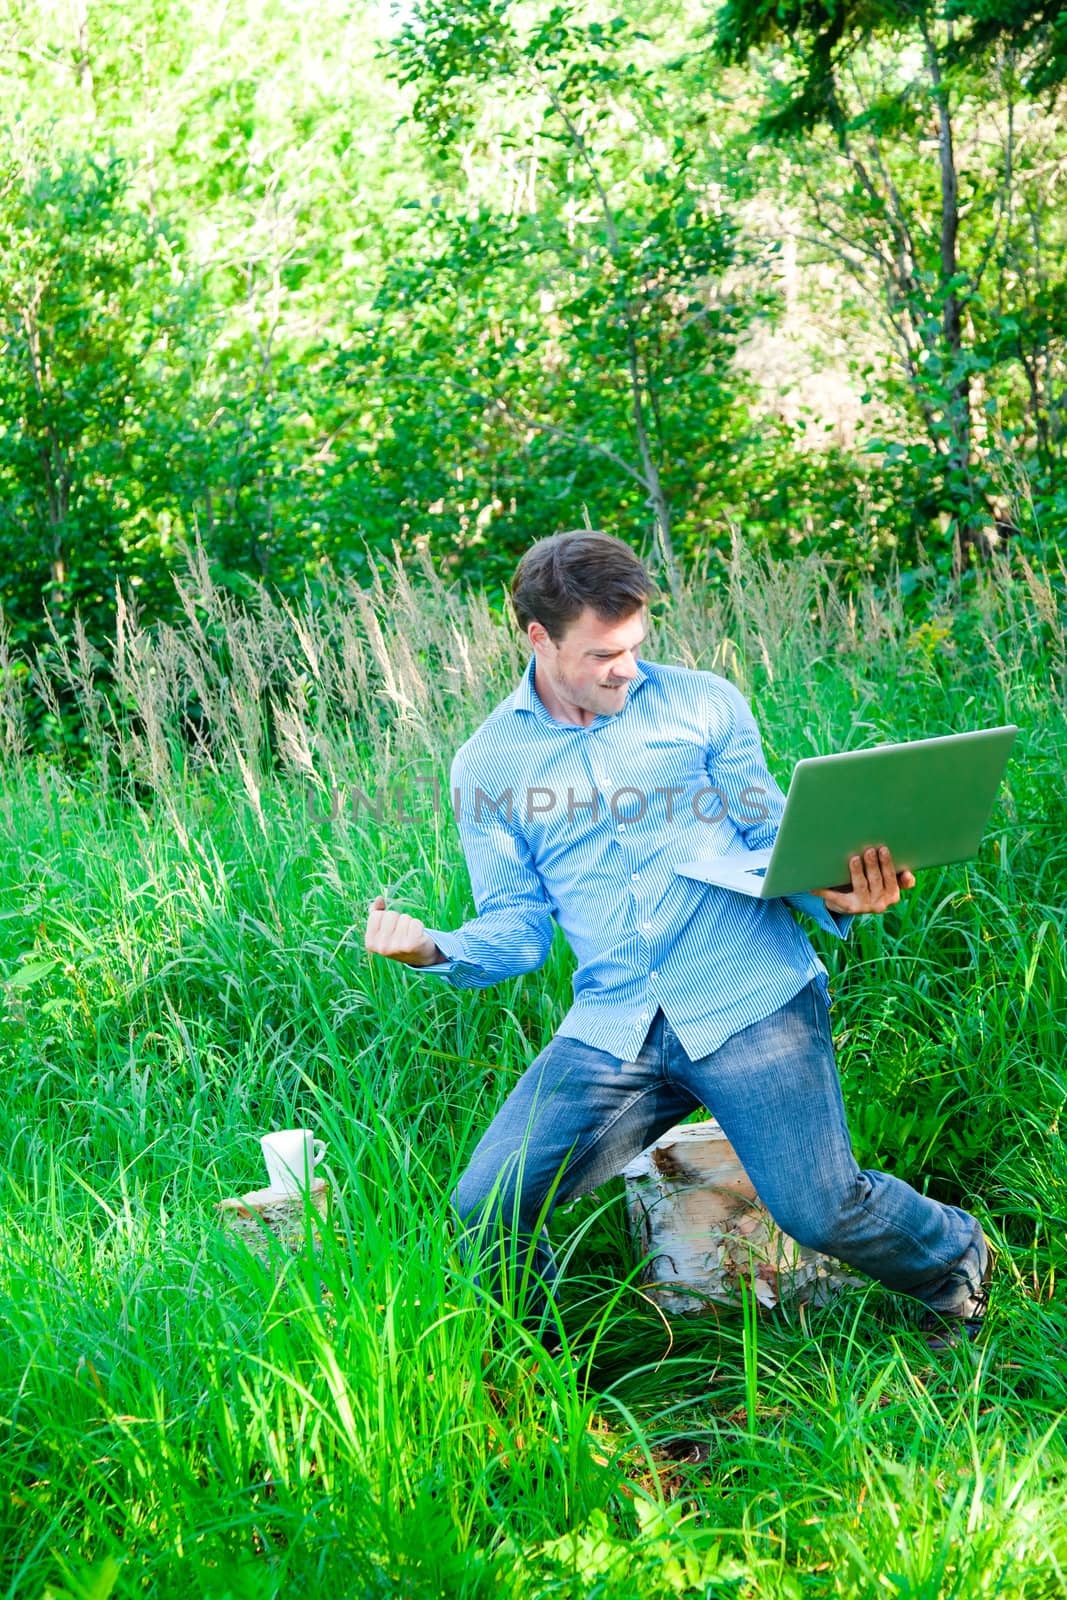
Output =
[
  {"x1": 543, "y1": 84, "x2": 683, "y2": 593},
  {"x1": 922, "y1": 20, "x2": 979, "y2": 561},
  {"x1": 626, "y1": 333, "x2": 681, "y2": 596}
]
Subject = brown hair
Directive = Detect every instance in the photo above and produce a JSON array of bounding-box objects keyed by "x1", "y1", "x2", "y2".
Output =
[{"x1": 510, "y1": 531, "x2": 652, "y2": 642}]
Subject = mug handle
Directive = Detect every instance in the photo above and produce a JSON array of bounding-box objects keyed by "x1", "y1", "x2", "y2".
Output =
[{"x1": 312, "y1": 1138, "x2": 327, "y2": 1167}]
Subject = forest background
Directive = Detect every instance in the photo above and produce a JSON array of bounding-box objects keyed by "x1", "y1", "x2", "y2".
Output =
[{"x1": 2, "y1": 0, "x2": 1067, "y2": 676}]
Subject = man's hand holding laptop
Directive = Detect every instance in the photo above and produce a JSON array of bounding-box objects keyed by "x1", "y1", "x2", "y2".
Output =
[
  {"x1": 810, "y1": 844, "x2": 916, "y2": 916},
  {"x1": 676, "y1": 727, "x2": 1015, "y2": 907}
]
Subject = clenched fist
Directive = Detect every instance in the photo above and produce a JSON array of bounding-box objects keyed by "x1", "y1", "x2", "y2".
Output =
[{"x1": 364, "y1": 895, "x2": 443, "y2": 967}]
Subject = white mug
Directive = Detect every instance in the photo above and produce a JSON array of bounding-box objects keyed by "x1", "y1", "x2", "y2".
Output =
[{"x1": 261, "y1": 1129, "x2": 326, "y2": 1195}]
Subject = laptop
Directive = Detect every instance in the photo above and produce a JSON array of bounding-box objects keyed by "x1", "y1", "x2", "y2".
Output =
[{"x1": 675, "y1": 725, "x2": 1018, "y2": 900}]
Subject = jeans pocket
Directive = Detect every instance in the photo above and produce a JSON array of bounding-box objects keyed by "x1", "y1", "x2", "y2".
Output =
[{"x1": 807, "y1": 978, "x2": 833, "y2": 1045}]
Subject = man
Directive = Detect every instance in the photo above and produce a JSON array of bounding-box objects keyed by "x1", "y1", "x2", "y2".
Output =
[{"x1": 365, "y1": 531, "x2": 989, "y2": 1348}]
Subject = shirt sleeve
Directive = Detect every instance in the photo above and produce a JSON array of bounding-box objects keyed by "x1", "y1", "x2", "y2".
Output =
[
  {"x1": 408, "y1": 759, "x2": 557, "y2": 989},
  {"x1": 783, "y1": 892, "x2": 853, "y2": 942},
  {"x1": 707, "y1": 679, "x2": 853, "y2": 942}
]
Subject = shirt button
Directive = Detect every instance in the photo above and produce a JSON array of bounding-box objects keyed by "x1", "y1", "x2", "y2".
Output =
[
  {"x1": 643, "y1": 920, "x2": 652, "y2": 930},
  {"x1": 650, "y1": 970, "x2": 658, "y2": 980}
]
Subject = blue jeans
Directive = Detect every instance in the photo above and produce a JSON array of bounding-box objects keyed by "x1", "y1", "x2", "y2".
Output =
[{"x1": 453, "y1": 981, "x2": 986, "y2": 1320}]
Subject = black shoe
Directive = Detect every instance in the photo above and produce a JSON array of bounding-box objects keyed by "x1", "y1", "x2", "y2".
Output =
[
  {"x1": 919, "y1": 1251, "x2": 992, "y2": 1352},
  {"x1": 660, "y1": 1436, "x2": 713, "y2": 1465}
]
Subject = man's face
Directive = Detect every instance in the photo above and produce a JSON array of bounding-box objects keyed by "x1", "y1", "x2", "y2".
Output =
[{"x1": 530, "y1": 606, "x2": 647, "y2": 719}]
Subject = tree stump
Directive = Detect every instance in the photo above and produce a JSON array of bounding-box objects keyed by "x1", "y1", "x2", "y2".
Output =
[
  {"x1": 216, "y1": 1179, "x2": 330, "y2": 1262},
  {"x1": 622, "y1": 1122, "x2": 861, "y2": 1313}
]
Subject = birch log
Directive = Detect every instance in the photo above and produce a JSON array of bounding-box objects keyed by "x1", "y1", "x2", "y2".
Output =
[
  {"x1": 622, "y1": 1122, "x2": 861, "y2": 1313},
  {"x1": 217, "y1": 1179, "x2": 330, "y2": 1261}
]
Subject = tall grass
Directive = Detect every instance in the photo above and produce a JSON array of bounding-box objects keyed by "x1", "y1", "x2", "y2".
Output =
[{"x1": 0, "y1": 545, "x2": 1064, "y2": 1597}]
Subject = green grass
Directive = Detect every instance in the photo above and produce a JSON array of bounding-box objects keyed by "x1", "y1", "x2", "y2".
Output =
[{"x1": 0, "y1": 546, "x2": 1065, "y2": 1597}]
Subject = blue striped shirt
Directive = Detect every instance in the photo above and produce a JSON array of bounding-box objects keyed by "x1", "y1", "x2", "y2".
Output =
[{"x1": 418, "y1": 656, "x2": 851, "y2": 1062}]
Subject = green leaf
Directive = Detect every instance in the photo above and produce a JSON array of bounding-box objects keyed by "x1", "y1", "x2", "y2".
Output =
[{"x1": 5, "y1": 956, "x2": 60, "y2": 989}]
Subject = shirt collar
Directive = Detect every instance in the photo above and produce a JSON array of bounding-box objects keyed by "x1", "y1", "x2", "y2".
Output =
[{"x1": 511, "y1": 654, "x2": 648, "y2": 723}]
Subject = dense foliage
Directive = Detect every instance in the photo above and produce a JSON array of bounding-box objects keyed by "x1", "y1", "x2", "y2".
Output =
[{"x1": 1, "y1": 0, "x2": 1066, "y2": 658}]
